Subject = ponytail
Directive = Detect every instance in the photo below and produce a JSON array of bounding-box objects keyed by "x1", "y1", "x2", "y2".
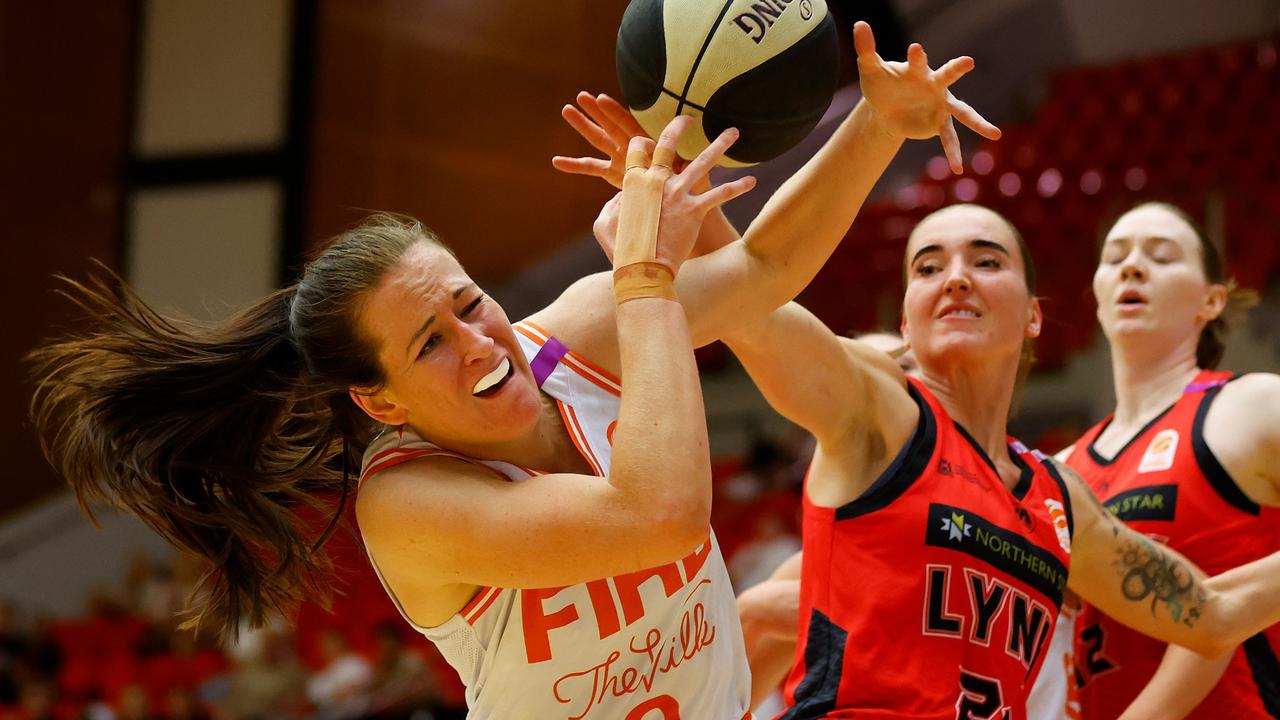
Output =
[
  {"x1": 29, "y1": 268, "x2": 361, "y2": 639},
  {"x1": 1197, "y1": 281, "x2": 1260, "y2": 369},
  {"x1": 30, "y1": 214, "x2": 438, "y2": 639}
]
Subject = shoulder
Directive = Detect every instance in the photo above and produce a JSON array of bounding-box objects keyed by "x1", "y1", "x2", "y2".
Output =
[
  {"x1": 1213, "y1": 372, "x2": 1280, "y2": 415},
  {"x1": 1203, "y1": 372, "x2": 1280, "y2": 451},
  {"x1": 522, "y1": 271, "x2": 620, "y2": 376},
  {"x1": 1203, "y1": 372, "x2": 1280, "y2": 505},
  {"x1": 357, "y1": 453, "x2": 510, "y2": 540}
]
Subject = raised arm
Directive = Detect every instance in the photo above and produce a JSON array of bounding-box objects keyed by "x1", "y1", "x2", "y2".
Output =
[
  {"x1": 356, "y1": 122, "x2": 755, "y2": 623},
  {"x1": 1060, "y1": 460, "x2": 1280, "y2": 657}
]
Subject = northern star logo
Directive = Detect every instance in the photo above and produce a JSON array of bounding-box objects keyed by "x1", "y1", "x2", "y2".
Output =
[
  {"x1": 941, "y1": 511, "x2": 973, "y2": 542},
  {"x1": 925, "y1": 504, "x2": 1069, "y2": 606}
]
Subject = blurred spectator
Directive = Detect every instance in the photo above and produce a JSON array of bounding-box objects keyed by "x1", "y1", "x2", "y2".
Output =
[
  {"x1": 115, "y1": 684, "x2": 153, "y2": 720},
  {"x1": 164, "y1": 687, "x2": 209, "y2": 720},
  {"x1": 122, "y1": 554, "x2": 182, "y2": 628},
  {"x1": 720, "y1": 438, "x2": 792, "y2": 505},
  {"x1": 14, "y1": 680, "x2": 57, "y2": 720},
  {"x1": 216, "y1": 622, "x2": 305, "y2": 720},
  {"x1": 365, "y1": 622, "x2": 437, "y2": 720},
  {"x1": 141, "y1": 629, "x2": 226, "y2": 709},
  {"x1": 22, "y1": 619, "x2": 61, "y2": 682},
  {"x1": 728, "y1": 510, "x2": 802, "y2": 594},
  {"x1": 304, "y1": 629, "x2": 371, "y2": 720}
]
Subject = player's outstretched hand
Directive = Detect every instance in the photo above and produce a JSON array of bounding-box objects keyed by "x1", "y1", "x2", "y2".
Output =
[
  {"x1": 854, "y1": 21, "x2": 1001, "y2": 174},
  {"x1": 595, "y1": 115, "x2": 755, "y2": 275},
  {"x1": 553, "y1": 92, "x2": 693, "y2": 189}
]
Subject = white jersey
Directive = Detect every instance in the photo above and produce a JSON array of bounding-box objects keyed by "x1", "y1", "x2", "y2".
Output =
[
  {"x1": 360, "y1": 321, "x2": 752, "y2": 720},
  {"x1": 1025, "y1": 605, "x2": 1081, "y2": 720}
]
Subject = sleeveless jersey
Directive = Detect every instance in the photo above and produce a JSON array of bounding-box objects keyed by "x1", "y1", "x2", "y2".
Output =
[
  {"x1": 359, "y1": 321, "x2": 752, "y2": 720},
  {"x1": 1068, "y1": 370, "x2": 1280, "y2": 720},
  {"x1": 781, "y1": 378, "x2": 1074, "y2": 719}
]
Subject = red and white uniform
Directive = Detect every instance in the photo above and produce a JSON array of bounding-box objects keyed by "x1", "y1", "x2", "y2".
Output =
[
  {"x1": 1068, "y1": 370, "x2": 1280, "y2": 720},
  {"x1": 780, "y1": 378, "x2": 1074, "y2": 719},
  {"x1": 359, "y1": 321, "x2": 751, "y2": 720}
]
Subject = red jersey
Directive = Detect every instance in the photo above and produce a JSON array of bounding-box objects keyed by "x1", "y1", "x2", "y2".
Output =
[
  {"x1": 781, "y1": 378, "x2": 1074, "y2": 719},
  {"x1": 1069, "y1": 370, "x2": 1280, "y2": 720}
]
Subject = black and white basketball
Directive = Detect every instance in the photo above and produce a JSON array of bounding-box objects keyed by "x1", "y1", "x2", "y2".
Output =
[{"x1": 616, "y1": 0, "x2": 840, "y2": 167}]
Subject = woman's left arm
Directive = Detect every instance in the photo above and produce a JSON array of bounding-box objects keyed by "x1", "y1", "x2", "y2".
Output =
[{"x1": 1061, "y1": 460, "x2": 1280, "y2": 657}]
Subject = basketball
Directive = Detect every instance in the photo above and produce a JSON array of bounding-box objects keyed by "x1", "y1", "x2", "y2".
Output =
[{"x1": 616, "y1": 0, "x2": 840, "y2": 167}]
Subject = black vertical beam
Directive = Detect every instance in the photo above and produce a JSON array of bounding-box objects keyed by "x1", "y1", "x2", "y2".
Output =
[
  {"x1": 117, "y1": 0, "x2": 145, "y2": 278},
  {"x1": 281, "y1": 0, "x2": 317, "y2": 283}
]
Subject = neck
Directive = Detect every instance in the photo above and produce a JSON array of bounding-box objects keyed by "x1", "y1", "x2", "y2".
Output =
[
  {"x1": 1110, "y1": 333, "x2": 1201, "y2": 428},
  {"x1": 919, "y1": 350, "x2": 1020, "y2": 486},
  {"x1": 442, "y1": 392, "x2": 583, "y2": 474}
]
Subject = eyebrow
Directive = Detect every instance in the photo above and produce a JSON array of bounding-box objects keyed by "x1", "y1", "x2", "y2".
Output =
[
  {"x1": 910, "y1": 239, "x2": 1010, "y2": 266},
  {"x1": 405, "y1": 283, "x2": 478, "y2": 358}
]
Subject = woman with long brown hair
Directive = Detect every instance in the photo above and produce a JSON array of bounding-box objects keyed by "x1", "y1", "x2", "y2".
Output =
[{"x1": 28, "y1": 22, "x2": 996, "y2": 719}]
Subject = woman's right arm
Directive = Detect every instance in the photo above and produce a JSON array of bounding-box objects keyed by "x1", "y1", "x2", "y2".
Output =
[
  {"x1": 357, "y1": 122, "x2": 753, "y2": 605},
  {"x1": 1117, "y1": 644, "x2": 1233, "y2": 720},
  {"x1": 738, "y1": 551, "x2": 803, "y2": 710}
]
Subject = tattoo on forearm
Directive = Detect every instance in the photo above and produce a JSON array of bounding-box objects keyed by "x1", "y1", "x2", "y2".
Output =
[{"x1": 1114, "y1": 535, "x2": 1206, "y2": 627}]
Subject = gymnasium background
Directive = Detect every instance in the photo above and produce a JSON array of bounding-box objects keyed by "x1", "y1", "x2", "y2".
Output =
[{"x1": 1, "y1": 1, "x2": 1278, "y2": 718}]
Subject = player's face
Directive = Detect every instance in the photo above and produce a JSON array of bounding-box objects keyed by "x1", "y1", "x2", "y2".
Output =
[
  {"x1": 1094, "y1": 205, "x2": 1222, "y2": 350},
  {"x1": 901, "y1": 206, "x2": 1041, "y2": 374},
  {"x1": 355, "y1": 242, "x2": 543, "y2": 447}
]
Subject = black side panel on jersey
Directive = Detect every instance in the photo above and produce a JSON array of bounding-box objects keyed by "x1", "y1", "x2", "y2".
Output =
[
  {"x1": 781, "y1": 608, "x2": 846, "y2": 720},
  {"x1": 1242, "y1": 632, "x2": 1280, "y2": 717},
  {"x1": 1192, "y1": 382, "x2": 1261, "y2": 515},
  {"x1": 836, "y1": 382, "x2": 936, "y2": 521}
]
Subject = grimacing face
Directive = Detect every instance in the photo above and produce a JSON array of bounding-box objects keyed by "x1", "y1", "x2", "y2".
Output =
[
  {"x1": 901, "y1": 206, "x2": 1041, "y2": 374},
  {"x1": 1093, "y1": 205, "x2": 1225, "y2": 351},
  {"x1": 351, "y1": 242, "x2": 543, "y2": 448}
]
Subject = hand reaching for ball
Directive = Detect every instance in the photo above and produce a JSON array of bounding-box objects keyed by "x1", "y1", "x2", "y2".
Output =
[
  {"x1": 554, "y1": 92, "x2": 663, "y2": 190},
  {"x1": 593, "y1": 116, "x2": 755, "y2": 276},
  {"x1": 853, "y1": 20, "x2": 1001, "y2": 174}
]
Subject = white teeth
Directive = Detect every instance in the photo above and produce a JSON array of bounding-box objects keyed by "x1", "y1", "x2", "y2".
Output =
[
  {"x1": 473, "y1": 357, "x2": 510, "y2": 395},
  {"x1": 947, "y1": 309, "x2": 979, "y2": 318}
]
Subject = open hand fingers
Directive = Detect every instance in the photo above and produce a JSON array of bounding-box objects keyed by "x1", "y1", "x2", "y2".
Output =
[
  {"x1": 625, "y1": 135, "x2": 657, "y2": 170},
  {"x1": 907, "y1": 43, "x2": 929, "y2": 73},
  {"x1": 649, "y1": 115, "x2": 692, "y2": 173},
  {"x1": 576, "y1": 92, "x2": 631, "y2": 148},
  {"x1": 940, "y1": 117, "x2": 962, "y2": 174},
  {"x1": 852, "y1": 21, "x2": 877, "y2": 59},
  {"x1": 674, "y1": 126, "x2": 738, "y2": 190},
  {"x1": 947, "y1": 93, "x2": 1002, "y2": 140},
  {"x1": 933, "y1": 56, "x2": 975, "y2": 87},
  {"x1": 562, "y1": 104, "x2": 618, "y2": 156},
  {"x1": 596, "y1": 93, "x2": 649, "y2": 140},
  {"x1": 552, "y1": 155, "x2": 614, "y2": 180},
  {"x1": 693, "y1": 175, "x2": 756, "y2": 212}
]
